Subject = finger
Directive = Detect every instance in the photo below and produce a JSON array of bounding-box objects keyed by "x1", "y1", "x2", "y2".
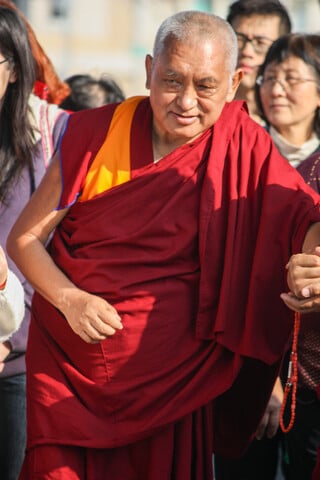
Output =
[
  {"x1": 80, "y1": 330, "x2": 102, "y2": 344},
  {"x1": 266, "y1": 411, "x2": 279, "y2": 439},
  {"x1": 93, "y1": 319, "x2": 121, "y2": 337},
  {"x1": 99, "y1": 305, "x2": 123, "y2": 330},
  {"x1": 80, "y1": 327, "x2": 111, "y2": 344},
  {"x1": 255, "y1": 414, "x2": 268, "y2": 440},
  {"x1": 289, "y1": 253, "x2": 320, "y2": 268},
  {"x1": 280, "y1": 293, "x2": 320, "y2": 313},
  {"x1": 99, "y1": 313, "x2": 123, "y2": 331},
  {"x1": 297, "y1": 269, "x2": 320, "y2": 282},
  {"x1": 287, "y1": 270, "x2": 320, "y2": 294},
  {"x1": 300, "y1": 284, "x2": 320, "y2": 298},
  {"x1": 85, "y1": 322, "x2": 116, "y2": 341}
]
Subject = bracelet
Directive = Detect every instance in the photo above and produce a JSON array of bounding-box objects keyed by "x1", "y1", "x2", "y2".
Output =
[{"x1": 0, "y1": 277, "x2": 7, "y2": 290}]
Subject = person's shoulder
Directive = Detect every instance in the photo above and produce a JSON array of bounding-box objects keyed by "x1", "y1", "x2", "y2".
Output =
[
  {"x1": 299, "y1": 148, "x2": 320, "y2": 172},
  {"x1": 65, "y1": 97, "x2": 148, "y2": 140},
  {"x1": 306, "y1": 148, "x2": 320, "y2": 164},
  {"x1": 29, "y1": 93, "x2": 69, "y2": 130},
  {"x1": 66, "y1": 101, "x2": 119, "y2": 129}
]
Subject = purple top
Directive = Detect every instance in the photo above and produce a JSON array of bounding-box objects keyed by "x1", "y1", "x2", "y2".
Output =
[{"x1": 0, "y1": 108, "x2": 69, "y2": 378}]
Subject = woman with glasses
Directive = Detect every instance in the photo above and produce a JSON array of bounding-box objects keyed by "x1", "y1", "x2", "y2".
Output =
[
  {"x1": 0, "y1": 6, "x2": 69, "y2": 480},
  {"x1": 256, "y1": 33, "x2": 320, "y2": 480}
]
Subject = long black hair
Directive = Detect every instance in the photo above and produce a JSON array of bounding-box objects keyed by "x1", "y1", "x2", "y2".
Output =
[
  {"x1": 0, "y1": 6, "x2": 36, "y2": 202},
  {"x1": 60, "y1": 74, "x2": 125, "y2": 111}
]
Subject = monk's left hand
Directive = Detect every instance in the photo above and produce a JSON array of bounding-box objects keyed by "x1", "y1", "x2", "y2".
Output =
[{"x1": 280, "y1": 291, "x2": 320, "y2": 313}]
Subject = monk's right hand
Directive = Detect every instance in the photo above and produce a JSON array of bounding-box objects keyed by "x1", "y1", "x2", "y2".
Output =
[
  {"x1": 60, "y1": 289, "x2": 123, "y2": 343},
  {"x1": 285, "y1": 248, "x2": 320, "y2": 299},
  {"x1": 281, "y1": 248, "x2": 320, "y2": 313}
]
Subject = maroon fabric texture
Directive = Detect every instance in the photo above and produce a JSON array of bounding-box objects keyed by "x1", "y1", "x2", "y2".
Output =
[
  {"x1": 24, "y1": 99, "x2": 320, "y2": 468},
  {"x1": 20, "y1": 403, "x2": 214, "y2": 480},
  {"x1": 28, "y1": 123, "x2": 241, "y2": 451},
  {"x1": 313, "y1": 449, "x2": 320, "y2": 480}
]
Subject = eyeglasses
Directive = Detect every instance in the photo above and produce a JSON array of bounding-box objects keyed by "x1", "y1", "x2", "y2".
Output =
[
  {"x1": 0, "y1": 58, "x2": 8, "y2": 65},
  {"x1": 256, "y1": 74, "x2": 319, "y2": 91},
  {"x1": 236, "y1": 32, "x2": 274, "y2": 54}
]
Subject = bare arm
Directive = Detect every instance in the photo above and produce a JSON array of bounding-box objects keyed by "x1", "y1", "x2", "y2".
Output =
[
  {"x1": 7, "y1": 154, "x2": 123, "y2": 343},
  {"x1": 255, "y1": 376, "x2": 283, "y2": 440}
]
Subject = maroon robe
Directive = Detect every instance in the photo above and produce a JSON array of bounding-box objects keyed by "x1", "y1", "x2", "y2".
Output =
[{"x1": 22, "y1": 98, "x2": 320, "y2": 478}]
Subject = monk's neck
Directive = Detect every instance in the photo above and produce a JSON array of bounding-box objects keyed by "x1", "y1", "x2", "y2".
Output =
[
  {"x1": 152, "y1": 132, "x2": 184, "y2": 163},
  {"x1": 152, "y1": 128, "x2": 205, "y2": 163}
]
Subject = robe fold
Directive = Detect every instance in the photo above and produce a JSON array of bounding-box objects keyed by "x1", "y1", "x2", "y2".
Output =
[{"x1": 25, "y1": 97, "x2": 320, "y2": 466}]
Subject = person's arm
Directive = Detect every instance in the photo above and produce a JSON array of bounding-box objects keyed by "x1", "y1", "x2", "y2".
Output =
[
  {"x1": 281, "y1": 222, "x2": 320, "y2": 312},
  {"x1": 0, "y1": 267, "x2": 25, "y2": 342},
  {"x1": 7, "y1": 154, "x2": 123, "y2": 344},
  {"x1": 255, "y1": 376, "x2": 283, "y2": 440},
  {"x1": 0, "y1": 246, "x2": 25, "y2": 371}
]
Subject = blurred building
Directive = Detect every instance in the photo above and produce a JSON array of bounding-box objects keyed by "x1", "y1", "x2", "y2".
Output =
[{"x1": 13, "y1": 0, "x2": 320, "y2": 97}]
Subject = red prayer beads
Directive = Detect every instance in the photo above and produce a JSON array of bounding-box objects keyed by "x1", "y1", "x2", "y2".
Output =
[{"x1": 279, "y1": 311, "x2": 301, "y2": 433}]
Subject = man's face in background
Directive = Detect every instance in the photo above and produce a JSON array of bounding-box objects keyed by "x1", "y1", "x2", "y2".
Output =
[{"x1": 231, "y1": 14, "x2": 281, "y2": 90}]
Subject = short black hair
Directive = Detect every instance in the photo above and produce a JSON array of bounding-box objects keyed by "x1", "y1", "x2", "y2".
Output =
[
  {"x1": 227, "y1": 0, "x2": 292, "y2": 35},
  {"x1": 60, "y1": 74, "x2": 125, "y2": 111}
]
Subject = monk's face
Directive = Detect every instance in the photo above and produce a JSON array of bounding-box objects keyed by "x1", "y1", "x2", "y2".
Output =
[{"x1": 145, "y1": 37, "x2": 242, "y2": 147}]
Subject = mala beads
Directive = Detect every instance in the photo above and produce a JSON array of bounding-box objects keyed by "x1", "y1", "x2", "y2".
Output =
[{"x1": 279, "y1": 311, "x2": 301, "y2": 433}]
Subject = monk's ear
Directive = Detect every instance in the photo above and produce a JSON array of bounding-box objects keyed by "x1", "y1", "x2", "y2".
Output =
[
  {"x1": 226, "y1": 68, "x2": 243, "y2": 102},
  {"x1": 145, "y1": 54, "x2": 153, "y2": 90}
]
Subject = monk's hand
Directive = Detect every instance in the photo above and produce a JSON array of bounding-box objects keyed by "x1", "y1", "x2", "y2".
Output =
[
  {"x1": 255, "y1": 377, "x2": 283, "y2": 440},
  {"x1": 61, "y1": 289, "x2": 123, "y2": 343},
  {"x1": 280, "y1": 248, "x2": 320, "y2": 313},
  {"x1": 280, "y1": 291, "x2": 320, "y2": 313}
]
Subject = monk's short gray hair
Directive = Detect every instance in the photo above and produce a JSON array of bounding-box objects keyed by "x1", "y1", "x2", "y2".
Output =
[{"x1": 152, "y1": 10, "x2": 238, "y2": 74}]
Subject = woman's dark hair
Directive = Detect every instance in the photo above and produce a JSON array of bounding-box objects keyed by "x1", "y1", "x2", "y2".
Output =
[
  {"x1": 0, "y1": 6, "x2": 36, "y2": 202},
  {"x1": 0, "y1": 0, "x2": 70, "y2": 104},
  {"x1": 255, "y1": 33, "x2": 320, "y2": 136},
  {"x1": 60, "y1": 74, "x2": 125, "y2": 112},
  {"x1": 227, "y1": 0, "x2": 292, "y2": 36}
]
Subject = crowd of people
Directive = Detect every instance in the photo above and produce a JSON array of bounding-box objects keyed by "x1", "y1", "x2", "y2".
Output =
[{"x1": 1, "y1": 0, "x2": 320, "y2": 479}]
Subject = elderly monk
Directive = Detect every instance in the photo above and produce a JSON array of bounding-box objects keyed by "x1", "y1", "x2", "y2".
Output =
[{"x1": 7, "y1": 10, "x2": 320, "y2": 480}]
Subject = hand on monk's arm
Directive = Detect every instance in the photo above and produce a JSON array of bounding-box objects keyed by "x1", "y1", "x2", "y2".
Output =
[
  {"x1": 255, "y1": 376, "x2": 283, "y2": 440},
  {"x1": 7, "y1": 154, "x2": 122, "y2": 344},
  {"x1": 281, "y1": 222, "x2": 320, "y2": 312}
]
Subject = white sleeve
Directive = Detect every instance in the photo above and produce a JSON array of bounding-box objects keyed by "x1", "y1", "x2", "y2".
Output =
[{"x1": 0, "y1": 270, "x2": 25, "y2": 342}]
